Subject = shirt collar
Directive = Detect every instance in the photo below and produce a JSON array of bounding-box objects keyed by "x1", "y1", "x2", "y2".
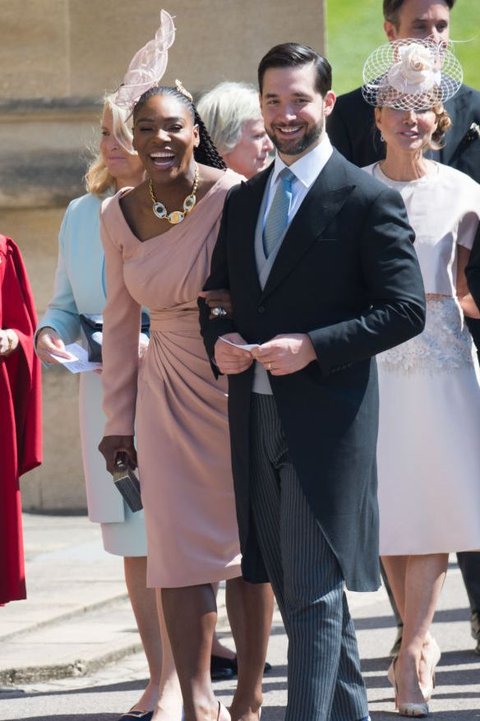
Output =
[{"x1": 270, "y1": 134, "x2": 333, "y2": 189}]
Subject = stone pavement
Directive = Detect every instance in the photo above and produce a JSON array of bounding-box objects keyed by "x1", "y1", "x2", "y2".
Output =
[{"x1": 0, "y1": 513, "x2": 479, "y2": 720}]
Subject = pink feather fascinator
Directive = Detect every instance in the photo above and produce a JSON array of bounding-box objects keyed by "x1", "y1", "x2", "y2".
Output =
[{"x1": 114, "y1": 9, "x2": 176, "y2": 112}]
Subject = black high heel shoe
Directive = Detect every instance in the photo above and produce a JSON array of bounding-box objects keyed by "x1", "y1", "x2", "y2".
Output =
[
  {"x1": 210, "y1": 654, "x2": 272, "y2": 681},
  {"x1": 117, "y1": 710, "x2": 154, "y2": 721}
]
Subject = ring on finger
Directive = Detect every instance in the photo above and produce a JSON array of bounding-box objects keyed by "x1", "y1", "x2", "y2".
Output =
[{"x1": 211, "y1": 306, "x2": 227, "y2": 317}]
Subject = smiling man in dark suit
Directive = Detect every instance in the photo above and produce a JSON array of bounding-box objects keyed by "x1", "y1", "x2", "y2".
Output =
[
  {"x1": 200, "y1": 43, "x2": 425, "y2": 721},
  {"x1": 328, "y1": 0, "x2": 480, "y2": 657}
]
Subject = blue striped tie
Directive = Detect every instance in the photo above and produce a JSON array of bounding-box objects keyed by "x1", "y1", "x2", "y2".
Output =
[{"x1": 263, "y1": 168, "x2": 295, "y2": 258}]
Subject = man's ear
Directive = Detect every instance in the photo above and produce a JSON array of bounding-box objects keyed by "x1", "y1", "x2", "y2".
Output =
[
  {"x1": 384, "y1": 19, "x2": 398, "y2": 41},
  {"x1": 324, "y1": 90, "x2": 336, "y2": 117}
]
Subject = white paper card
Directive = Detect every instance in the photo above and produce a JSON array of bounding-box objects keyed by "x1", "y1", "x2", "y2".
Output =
[
  {"x1": 219, "y1": 337, "x2": 259, "y2": 351},
  {"x1": 50, "y1": 343, "x2": 102, "y2": 374}
]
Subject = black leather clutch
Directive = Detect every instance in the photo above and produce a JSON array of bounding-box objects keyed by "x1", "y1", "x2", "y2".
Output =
[
  {"x1": 79, "y1": 314, "x2": 103, "y2": 362},
  {"x1": 79, "y1": 312, "x2": 150, "y2": 362}
]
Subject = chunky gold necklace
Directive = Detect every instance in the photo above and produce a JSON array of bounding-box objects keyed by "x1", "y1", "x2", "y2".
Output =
[{"x1": 148, "y1": 165, "x2": 200, "y2": 224}]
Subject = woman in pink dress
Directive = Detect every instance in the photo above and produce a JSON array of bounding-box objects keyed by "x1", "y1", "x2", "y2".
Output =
[
  {"x1": 197, "y1": 80, "x2": 275, "y2": 682},
  {"x1": 99, "y1": 83, "x2": 271, "y2": 721}
]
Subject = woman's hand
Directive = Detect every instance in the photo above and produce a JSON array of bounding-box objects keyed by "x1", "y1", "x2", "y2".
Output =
[
  {"x1": 457, "y1": 246, "x2": 480, "y2": 318},
  {"x1": 198, "y1": 289, "x2": 233, "y2": 319},
  {"x1": 36, "y1": 327, "x2": 73, "y2": 364},
  {"x1": 0, "y1": 329, "x2": 19, "y2": 356},
  {"x1": 459, "y1": 293, "x2": 480, "y2": 319},
  {"x1": 138, "y1": 333, "x2": 150, "y2": 360},
  {"x1": 98, "y1": 435, "x2": 137, "y2": 474}
]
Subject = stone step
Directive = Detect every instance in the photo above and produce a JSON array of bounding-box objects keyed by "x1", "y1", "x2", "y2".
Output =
[
  {"x1": 0, "y1": 590, "x2": 129, "y2": 644},
  {"x1": 0, "y1": 595, "x2": 141, "y2": 685},
  {"x1": 0, "y1": 515, "x2": 134, "y2": 684}
]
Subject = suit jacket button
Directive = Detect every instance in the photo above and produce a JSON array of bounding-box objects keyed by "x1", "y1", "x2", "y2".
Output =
[{"x1": 258, "y1": 305, "x2": 265, "y2": 313}]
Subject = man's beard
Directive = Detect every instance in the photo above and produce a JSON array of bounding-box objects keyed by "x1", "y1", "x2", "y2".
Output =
[{"x1": 267, "y1": 119, "x2": 324, "y2": 156}]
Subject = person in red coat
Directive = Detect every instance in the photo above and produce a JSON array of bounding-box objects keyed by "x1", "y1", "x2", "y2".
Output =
[{"x1": 0, "y1": 234, "x2": 42, "y2": 604}]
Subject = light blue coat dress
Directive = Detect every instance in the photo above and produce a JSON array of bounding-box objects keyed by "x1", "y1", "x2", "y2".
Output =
[{"x1": 38, "y1": 193, "x2": 147, "y2": 555}]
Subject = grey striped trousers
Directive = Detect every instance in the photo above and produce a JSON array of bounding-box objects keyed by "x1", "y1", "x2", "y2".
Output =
[{"x1": 250, "y1": 394, "x2": 369, "y2": 721}]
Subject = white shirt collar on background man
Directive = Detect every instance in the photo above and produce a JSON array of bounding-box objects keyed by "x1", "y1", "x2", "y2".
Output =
[{"x1": 265, "y1": 135, "x2": 334, "y2": 221}]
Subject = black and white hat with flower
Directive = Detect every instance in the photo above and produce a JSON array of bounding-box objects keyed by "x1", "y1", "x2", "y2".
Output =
[{"x1": 362, "y1": 38, "x2": 463, "y2": 111}]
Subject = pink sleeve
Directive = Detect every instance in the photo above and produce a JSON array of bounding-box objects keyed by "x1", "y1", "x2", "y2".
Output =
[{"x1": 100, "y1": 210, "x2": 141, "y2": 436}]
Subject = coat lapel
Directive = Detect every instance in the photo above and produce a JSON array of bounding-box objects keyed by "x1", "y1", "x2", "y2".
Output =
[{"x1": 261, "y1": 154, "x2": 355, "y2": 301}]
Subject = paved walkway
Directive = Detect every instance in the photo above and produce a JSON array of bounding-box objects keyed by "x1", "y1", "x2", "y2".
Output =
[{"x1": 1, "y1": 514, "x2": 479, "y2": 720}]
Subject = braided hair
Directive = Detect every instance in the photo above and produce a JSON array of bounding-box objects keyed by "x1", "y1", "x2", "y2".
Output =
[{"x1": 133, "y1": 85, "x2": 226, "y2": 170}]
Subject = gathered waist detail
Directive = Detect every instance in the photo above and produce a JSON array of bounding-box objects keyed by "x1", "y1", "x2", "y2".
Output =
[{"x1": 149, "y1": 307, "x2": 200, "y2": 333}]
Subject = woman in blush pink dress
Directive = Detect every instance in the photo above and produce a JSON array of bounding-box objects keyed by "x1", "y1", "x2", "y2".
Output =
[
  {"x1": 197, "y1": 80, "x2": 275, "y2": 682},
  {"x1": 99, "y1": 84, "x2": 271, "y2": 721}
]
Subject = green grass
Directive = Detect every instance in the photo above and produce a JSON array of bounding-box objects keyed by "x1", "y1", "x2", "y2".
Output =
[{"x1": 326, "y1": 0, "x2": 480, "y2": 95}]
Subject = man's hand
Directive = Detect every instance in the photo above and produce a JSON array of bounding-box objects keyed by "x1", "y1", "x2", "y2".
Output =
[
  {"x1": 252, "y1": 334, "x2": 316, "y2": 375},
  {"x1": 214, "y1": 333, "x2": 254, "y2": 375},
  {"x1": 98, "y1": 435, "x2": 137, "y2": 474}
]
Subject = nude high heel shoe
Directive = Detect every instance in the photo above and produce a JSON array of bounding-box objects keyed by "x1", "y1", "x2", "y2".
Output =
[
  {"x1": 216, "y1": 701, "x2": 231, "y2": 721},
  {"x1": 389, "y1": 658, "x2": 429, "y2": 717},
  {"x1": 419, "y1": 637, "x2": 441, "y2": 701},
  {"x1": 397, "y1": 700, "x2": 429, "y2": 718}
]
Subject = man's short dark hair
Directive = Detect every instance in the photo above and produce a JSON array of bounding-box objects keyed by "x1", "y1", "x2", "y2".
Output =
[
  {"x1": 383, "y1": 0, "x2": 455, "y2": 26},
  {"x1": 258, "y1": 43, "x2": 332, "y2": 97}
]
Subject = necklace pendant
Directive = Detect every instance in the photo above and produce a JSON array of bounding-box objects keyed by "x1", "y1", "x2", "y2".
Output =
[
  {"x1": 183, "y1": 193, "x2": 196, "y2": 213},
  {"x1": 168, "y1": 210, "x2": 185, "y2": 225},
  {"x1": 152, "y1": 202, "x2": 167, "y2": 220},
  {"x1": 148, "y1": 165, "x2": 199, "y2": 224}
]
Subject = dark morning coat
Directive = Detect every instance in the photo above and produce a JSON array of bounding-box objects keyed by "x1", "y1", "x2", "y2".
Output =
[{"x1": 200, "y1": 149, "x2": 425, "y2": 592}]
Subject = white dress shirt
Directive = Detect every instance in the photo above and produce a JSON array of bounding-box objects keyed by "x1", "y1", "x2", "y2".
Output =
[
  {"x1": 252, "y1": 135, "x2": 334, "y2": 395},
  {"x1": 262, "y1": 134, "x2": 334, "y2": 227}
]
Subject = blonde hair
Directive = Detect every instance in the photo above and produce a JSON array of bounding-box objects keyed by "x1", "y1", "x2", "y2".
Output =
[
  {"x1": 84, "y1": 95, "x2": 136, "y2": 197},
  {"x1": 196, "y1": 82, "x2": 262, "y2": 157},
  {"x1": 430, "y1": 102, "x2": 452, "y2": 149}
]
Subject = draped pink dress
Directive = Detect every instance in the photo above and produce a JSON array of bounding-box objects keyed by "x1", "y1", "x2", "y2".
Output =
[{"x1": 100, "y1": 171, "x2": 242, "y2": 588}]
